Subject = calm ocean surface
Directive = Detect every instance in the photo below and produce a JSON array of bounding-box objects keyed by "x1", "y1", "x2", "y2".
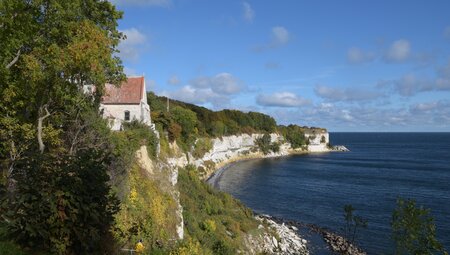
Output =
[{"x1": 213, "y1": 133, "x2": 450, "y2": 254}]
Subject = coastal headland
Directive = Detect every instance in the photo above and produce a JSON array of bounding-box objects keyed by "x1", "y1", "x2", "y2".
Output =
[{"x1": 162, "y1": 131, "x2": 357, "y2": 254}]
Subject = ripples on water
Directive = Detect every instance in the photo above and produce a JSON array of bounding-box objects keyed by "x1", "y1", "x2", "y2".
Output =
[{"x1": 214, "y1": 133, "x2": 450, "y2": 254}]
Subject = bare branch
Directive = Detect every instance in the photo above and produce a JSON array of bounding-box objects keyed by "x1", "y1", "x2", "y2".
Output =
[
  {"x1": 6, "y1": 48, "x2": 21, "y2": 69},
  {"x1": 37, "y1": 105, "x2": 52, "y2": 154},
  {"x1": 69, "y1": 123, "x2": 87, "y2": 155}
]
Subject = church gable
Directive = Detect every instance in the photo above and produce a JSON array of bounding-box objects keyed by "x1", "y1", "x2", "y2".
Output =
[{"x1": 102, "y1": 76, "x2": 145, "y2": 104}]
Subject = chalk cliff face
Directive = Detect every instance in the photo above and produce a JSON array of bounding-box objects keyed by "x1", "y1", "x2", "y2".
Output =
[
  {"x1": 166, "y1": 132, "x2": 331, "y2": 180},
  {"x1": 195, "y1": 133, "x2": 287, "y2": 164},
  {"x1": 136, "y1": 146, "x2": 184, "y2": 240},
  {"x1": 305, "y1": 132, "x2": 330, "y2": 152}
]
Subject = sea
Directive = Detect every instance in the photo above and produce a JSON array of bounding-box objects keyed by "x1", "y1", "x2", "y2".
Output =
[{"x1": 211, "y1": 133, "x2": 450, "y2": 254}]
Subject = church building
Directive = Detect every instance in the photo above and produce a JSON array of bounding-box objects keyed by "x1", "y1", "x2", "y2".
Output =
[{"x1": 99, "y1": 76, "x2": 152, "y2": 131}]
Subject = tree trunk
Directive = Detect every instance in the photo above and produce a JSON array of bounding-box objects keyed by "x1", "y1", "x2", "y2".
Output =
[{"x1": 37, "y1": 105, "x2": 51, "y2": 154}]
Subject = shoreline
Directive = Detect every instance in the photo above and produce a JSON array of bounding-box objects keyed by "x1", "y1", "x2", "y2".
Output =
[
  {"x1": 205, "y1": 147, "x2": 366, "y2": 255},
  {"x1": 205, "y1": 148, "x2": 338, "y2": 188}
]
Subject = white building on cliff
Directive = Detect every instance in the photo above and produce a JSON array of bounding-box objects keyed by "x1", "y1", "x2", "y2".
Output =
[{"x1": 98, "y1": 76, "x2": 152, "y2": 131}]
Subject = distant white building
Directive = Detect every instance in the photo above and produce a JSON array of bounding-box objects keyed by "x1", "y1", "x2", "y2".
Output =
[{"x1": 98, "y1": 76, "x2": 152, "y2": 131}]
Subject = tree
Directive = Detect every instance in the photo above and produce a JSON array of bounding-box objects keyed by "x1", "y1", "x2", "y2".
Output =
[
  {"x1": 170, "y1": 106, "x2": 198, "y2": 140},
  {"x1": 0, "y1": 0, "x2": 125, "y2": 253},
  {"x1": 392, "y1": 198, "x2": 447, "y2": 255},
  {"x1": 343, "y1": 204, "x2": 368, "y2": 243},
  {"x1": 210, "y1": 120, "x2": 225, "y2": 137},
  {"x1": 279, "y1": 125, "x2": 307, "y2": 149},
  {"x1": 255, "y1": 134, "x2": 272, "y2": 155},
  {"x1": 0, "y1": 0, "x2": 125, "y2": 164}
]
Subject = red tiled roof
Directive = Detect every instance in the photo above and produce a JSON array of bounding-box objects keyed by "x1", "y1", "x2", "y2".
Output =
[{"x1": 102, "y1": 76, "x2": 144, "y2": 104}]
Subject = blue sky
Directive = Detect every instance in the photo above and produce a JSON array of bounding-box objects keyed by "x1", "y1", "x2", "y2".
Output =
[{"x1": 112, "y1": 0, "x2": 450, "y2": 132}]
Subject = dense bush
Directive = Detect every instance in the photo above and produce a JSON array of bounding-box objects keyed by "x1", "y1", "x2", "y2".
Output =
[
  {"x1": 147, "y1": 92, "x2": 278, "y2": 150},
  {"x1": 2, "y1": 150, "x2": 119, "y2": 254},
  {"x1": 278, "y1": 125, "x2": 307, "y2": 149},
  {"x1": 255, "y1": 134, "x2": 272, "y2": 154},
  {"x1": 121, "y1": 120, "x2": 159, "y2": 159},
  {"x1": 112, "y1": 164, "x2": 178, "y2": 252},
  {"x1": 192, "y1": 138, "x2": 213, "y2": 159},
  {"x1": 178, "y1": 165, "x2": 259, "y2": 254},
  {"x1": 255, "y1": 134, "x2": 280, "y2": 155}
]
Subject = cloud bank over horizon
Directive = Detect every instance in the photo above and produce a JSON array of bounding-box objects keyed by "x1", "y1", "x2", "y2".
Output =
[{"x1": 115, "y1": 1, "x2": 450, "y2": 131}]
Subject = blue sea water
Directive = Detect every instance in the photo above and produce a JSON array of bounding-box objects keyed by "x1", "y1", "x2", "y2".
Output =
[{"x1": 213, "y1": 133, "x2": 450, "y2": 254}]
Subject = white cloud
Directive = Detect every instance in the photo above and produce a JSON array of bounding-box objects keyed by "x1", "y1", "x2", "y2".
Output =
[
  {"x1": 410, "y1": 101, "x2": 439, "y2": 112},
  {"x1": 111, "y1": 0, "x2": 171, "y2": 7},
  {"x1": 167, "y1": 75, "x2": 180, "y2": 85},
  {"x1": 253, "y1": 26, "x2": 290, "y2": 52},
  {"x1": 384, "y1": 39, "x2": 411, "y2": 63},
  {"x1": 314, "y1": 85, "x2": 383, "y2": 101},
  {"x1": 163, "y1": 73, "x2": 245, "y2": 108},
  {"x1": 242, "y1": 2, "x2": 255, "y2": 22},
  {"x1": 380, "y1": 68, "x2": 450, "y2": 96},
  {"x1": 391, "y1": 74, "x2": 433, "y2": 96},
  {"x1": 190, "y1": 73, "x2": 244, "y2": 95},
  {"x1": 123, "y1": 66, "x2": 138, "y2": 76},
  {"x1": 118, "y1": 28, "x2": 147, "y2": 61},
  {"x1": 273, "y1": 98, "x2": 450, "y2": 131},
  {"x1": 272, "y1": 26, "x2": 289, "y2": 45},
  {"x1": 347, "y1": 47, "x2": 375, "y2": 64},
  {"x1": 256, "y1": 92, "x2": 310, "y2": 107},
  {"x1": 163, "y1": 86, "x2": 229, "y2": 107}
]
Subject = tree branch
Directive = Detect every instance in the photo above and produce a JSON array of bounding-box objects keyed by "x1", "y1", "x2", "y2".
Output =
[
  {"x1": 37, "y1": 105, "x2": 51, "y2": 154},
  {"x1": 6, "y1": 48, "x2": 21, "y2": 69}
]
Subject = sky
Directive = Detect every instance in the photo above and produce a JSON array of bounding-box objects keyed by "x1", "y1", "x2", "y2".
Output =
[{"x1": 111, "y1": 0, "x2": 450, "y2": 132}]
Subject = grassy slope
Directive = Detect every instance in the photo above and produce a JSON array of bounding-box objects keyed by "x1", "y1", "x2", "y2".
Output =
[{"x1": 177, "y1": 165, "x2": 265, "y2": 255}]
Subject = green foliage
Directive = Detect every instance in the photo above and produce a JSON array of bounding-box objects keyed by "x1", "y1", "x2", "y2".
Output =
[
  {"x1": 0, "y1": 0, "x2": 125, "y2": 157},
  {"x1": 178, "y1": 165, "x2": 259, "y2": 254},
  {"x1": 342, "y1": 204, "x2": 368, "y2": 243},
  {"x1": 170, "y1": 238, "x2": 209, "y2": 255},
  {"x1": 0, "y1": 1, "x2": 126, "y2": 253},
  {"x1": 210, "y1": 121, "x2": 226, "y2": 137},
  {"x1": 147, "y1": 93, "x2": 278, "y2": 151},
  {"x1": 171, "y1": 106, "x2": 198, "y2": 138},
  {"x1": 255, "y1": 134, "x2": 272, "y2": 155},
  {"x1": 2, "y1": 150, "x2": 119, "y2": 254},
  {"x1": 271, "y1": 142, "x2": 281, "y2": 153},
  {"x1": 0, "y1": 224, "x2": 30, "y2": 255},
  {"x1": 392, "y1": 198, "x2": 447, "y2": 255},
  {"x1": 0, "y1": 241, "x2": 29, "y2": 255},
  {"x1": 278, "y1": 125, "x2": 307, "y2": 149},
  {"x1": 255, "y1": 134, "x2": 279, "y2": 155},
  {"x1": 122, "y1": 120, "x2": 159, "y2": 158},
  {"x1": 201, "y1": 219, "x2": 217, "y2": 233},
  {"x1": 112, "y1": 164, "x2": 178, "y2": 253},
  {"x1": 192, "y1": 138, "x2": 213, "y2": 159},
  {"x1": 108, "y1": 120, "x2": 159, "y2": 194},
  {"x1": 168, "y1": 122, "x2": 182, "y2": 142}
]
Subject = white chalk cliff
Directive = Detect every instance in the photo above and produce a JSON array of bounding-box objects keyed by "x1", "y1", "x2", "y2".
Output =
[{"x1": 166, "y1": 131, "x2": 333, "y2": 180}]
